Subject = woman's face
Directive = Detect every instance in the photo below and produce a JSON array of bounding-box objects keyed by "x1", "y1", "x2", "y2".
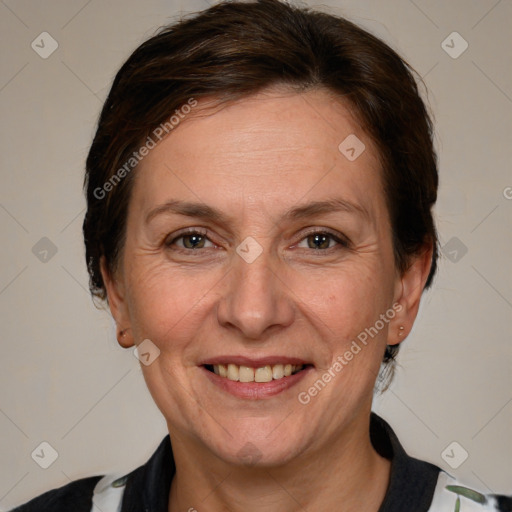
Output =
[{"x1": 103, "y1": 88, "x2": 427, "y2": 465}]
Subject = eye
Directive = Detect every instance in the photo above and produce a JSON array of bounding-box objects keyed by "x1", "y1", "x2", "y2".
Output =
[
  {"x1": 166, "y1": 229, "x2": 215, "y2": 250},
  {"x1": 296, "y1": 230, "x2": 350, "y2": 251}
]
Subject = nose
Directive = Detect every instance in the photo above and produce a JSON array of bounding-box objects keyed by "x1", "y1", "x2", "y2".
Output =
[{"x1": 216, "y1": 246, "x2": 295, "y2": 341}]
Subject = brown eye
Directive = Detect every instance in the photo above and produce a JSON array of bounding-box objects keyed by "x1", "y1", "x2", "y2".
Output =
[
  {"x1": 297, "y1": 231, "x2": 349, "y2": 250},
  {"x1": 307, "y1": 233, "x2": 332, "y2": 250},
  {"x1": 166, "y1": 230, "x2": 214, "y2": 250},
  {"x1": 180, "y1": 233, "x2": 207, "y2": 249}
]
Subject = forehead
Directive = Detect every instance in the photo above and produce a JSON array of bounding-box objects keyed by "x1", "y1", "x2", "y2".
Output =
[{"x1": 131, "y1": 88, "x2": 386, "y2": 223}]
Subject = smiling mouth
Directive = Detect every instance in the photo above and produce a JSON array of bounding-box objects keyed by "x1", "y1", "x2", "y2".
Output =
[{"x1": 204, "y1": 363, "x2": 309, "y2": 383}]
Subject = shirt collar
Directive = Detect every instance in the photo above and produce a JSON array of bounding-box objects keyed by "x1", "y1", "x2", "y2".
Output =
[{"x1": 370, "y1": 413, "x2": 440, "y2": 511}]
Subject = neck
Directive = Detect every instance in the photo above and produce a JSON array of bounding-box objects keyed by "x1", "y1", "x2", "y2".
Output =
[{"x1": 168, "y1": 413, "x2": 391, "y2": 512}]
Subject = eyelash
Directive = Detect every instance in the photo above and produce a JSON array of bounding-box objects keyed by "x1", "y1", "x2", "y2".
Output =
[
  {"x1": 296, "y1": 229, "x2": 351, "y2": 252},
  {"x1": 165, "y1": 227, "x2": 351, "y2": 254}
]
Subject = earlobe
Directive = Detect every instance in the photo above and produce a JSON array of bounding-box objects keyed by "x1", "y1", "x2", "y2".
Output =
[
  {"x1": 387, "y1": 318, "x2": 408, "y2": 347},
  {"x1": 100, "y1": 256, "x2": 134, "y2": 348},
  {"x1": 116, "y1": 327, "x2": 133, "y2": 349},
  {"x1": 387, "y1": 243, "x2": 433, "y2": 346}
]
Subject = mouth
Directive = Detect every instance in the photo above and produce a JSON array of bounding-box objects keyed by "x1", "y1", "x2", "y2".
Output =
[
  {"x1": 200, "y1": 359, "x2": 314, "y2": 399},
  {"x1": 204, "y1": 363, "x2": 310, "y2": 383}
]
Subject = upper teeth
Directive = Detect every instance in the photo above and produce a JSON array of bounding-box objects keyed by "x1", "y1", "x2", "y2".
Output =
[{"x1": 212, "y1": 363, "x2": 304, "y2": 382}]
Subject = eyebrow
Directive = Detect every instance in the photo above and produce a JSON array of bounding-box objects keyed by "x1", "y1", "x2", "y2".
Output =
[{"x1": 145, "y1": 198, "x2": 369, "y2": 225}]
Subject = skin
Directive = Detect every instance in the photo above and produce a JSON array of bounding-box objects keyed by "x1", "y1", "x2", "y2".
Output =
[{"x1": 101, "y1": 87, "x2": 432, "y2": 512}]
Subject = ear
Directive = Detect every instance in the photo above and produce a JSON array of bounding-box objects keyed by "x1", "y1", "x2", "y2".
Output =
[
  {"x1": 387, "y1": 242, "x2": 433, "y2": 346},
  {"x1": 100, "y1": 255, "x2": 134, "y2": 348}
]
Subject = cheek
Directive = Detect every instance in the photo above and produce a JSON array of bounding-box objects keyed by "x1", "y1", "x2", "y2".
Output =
[
  {"x1": 125, "y1": 256, "x2": 221, "y2": 345},
  {"x1": 295, "y1": 268, "x2": 393, "y2": 398},
  {"x1": 297, "y1": 264, "x2": 392, "y2": 335}
]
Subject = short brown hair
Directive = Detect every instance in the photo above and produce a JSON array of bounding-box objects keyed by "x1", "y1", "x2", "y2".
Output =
[{"x1": 83, "y1": 0, "x2": 438, "y2": 375}]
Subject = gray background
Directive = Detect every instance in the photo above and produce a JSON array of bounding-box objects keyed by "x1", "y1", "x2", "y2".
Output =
[{"x1": 1, "y1": 0, "x2": 511, "y2": 508}]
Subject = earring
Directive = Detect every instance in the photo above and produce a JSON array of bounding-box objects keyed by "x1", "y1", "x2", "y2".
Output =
[
  {"x1": 117, "y1": 327, "x2": 129, "y2": 342},
  {"x1": 398, "y1": 326, "x2": 405, "y2": 336}
]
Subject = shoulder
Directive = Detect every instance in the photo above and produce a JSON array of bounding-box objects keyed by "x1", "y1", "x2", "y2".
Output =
[
  {"x1": 428, "y1": 471, "x2": 512, "y2": 512},
  {"x1": 7, "y1": 435, "x2": 172, "y2": 512},
  {"x1": 370, "y1": 414, "x2": 511, "y2": 511},
  {"x1": 8, "y1": 475, "x2": 102, "y2": 512}
]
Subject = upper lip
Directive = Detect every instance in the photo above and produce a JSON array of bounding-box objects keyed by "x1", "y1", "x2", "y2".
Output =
[{"x1": 200, "y1": 356, "x2": 312, "y2": 367}]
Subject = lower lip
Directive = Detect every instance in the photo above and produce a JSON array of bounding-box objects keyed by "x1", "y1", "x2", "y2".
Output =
[{"x1": 201, "y1": 365, "x2": 313, "y2": 400}]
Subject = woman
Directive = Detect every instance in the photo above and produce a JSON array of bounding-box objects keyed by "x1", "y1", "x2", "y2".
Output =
[{"x1": 10, "y1": 0, "x2": 511, "y2": 511}]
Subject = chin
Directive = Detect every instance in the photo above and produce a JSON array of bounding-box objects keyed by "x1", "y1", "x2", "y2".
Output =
[{"x1": 206, "y1": 421, "x2": 308, "y2": 468}]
